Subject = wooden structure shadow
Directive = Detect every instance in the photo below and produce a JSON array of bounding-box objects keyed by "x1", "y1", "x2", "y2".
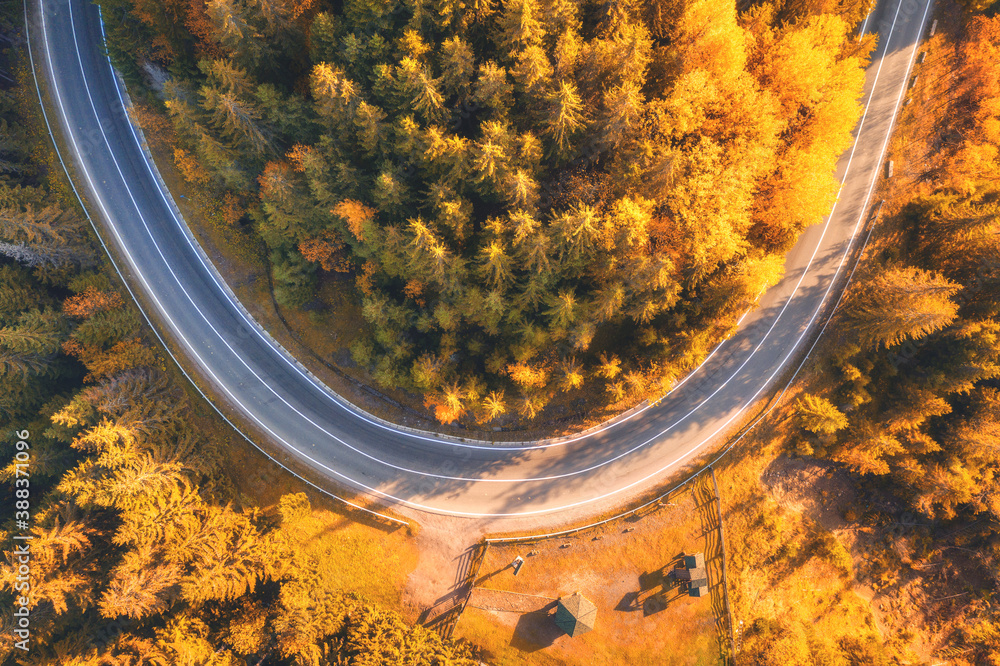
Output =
[
  {"x1": 421, "y1": 540, "x2": 490, "y2": 639},
  {"x1": 615, "y1": 551, "x2": 697, "y2": 616},
  {"x1": 694, "y1": 471, "x2": 736, "y2": 663}
]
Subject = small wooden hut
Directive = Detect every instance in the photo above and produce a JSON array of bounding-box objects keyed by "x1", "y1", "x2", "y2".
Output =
[{"x1": 554, "y1": 592, "x2": 597, "y2": 637}]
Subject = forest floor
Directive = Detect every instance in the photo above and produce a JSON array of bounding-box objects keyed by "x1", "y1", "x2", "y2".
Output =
[
  {"x1": 763, "y1": 455, "x2": 988, "y2": 661},
  {"x1": 195, "y1": 395, "x2": 422, "y2": 610}
]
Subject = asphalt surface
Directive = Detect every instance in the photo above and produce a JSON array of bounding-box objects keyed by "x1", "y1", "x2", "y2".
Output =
[{"x1": 29, "y1": 0, "x2": 933, "y2": 527}]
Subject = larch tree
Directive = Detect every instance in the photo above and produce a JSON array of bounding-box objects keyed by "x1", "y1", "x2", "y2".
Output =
[
  {"x1": 795, "y1": 393, "x2": 849, "y2": 435},
  {"x1": 843, "y1": 266, "x2": 962, "y2": 350}
]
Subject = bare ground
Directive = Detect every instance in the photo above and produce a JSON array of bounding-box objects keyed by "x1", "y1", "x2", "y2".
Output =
[{"x1": 405, "y1": 482, "x2": 726, "y2": 665}]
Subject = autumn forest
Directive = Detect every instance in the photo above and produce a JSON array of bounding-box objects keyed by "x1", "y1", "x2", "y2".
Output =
[
  {"x1": 1, "y1": 0, "x2": 1000, "y2": 659},
  {"x1": 97, "y1": 0, "x2": 878, "y2": 424}
]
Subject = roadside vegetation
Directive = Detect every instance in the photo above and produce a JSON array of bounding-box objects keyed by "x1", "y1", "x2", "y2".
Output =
[
  {"x1": 0, "y1": 7, "x2": 476, "y2": 663},
  {"x1": 95, "y1": 0, "x2": 876, "y2": 427},
  {"x1": 736, "y1": 2, "x2": 1000, "y2": 660},
  {"x1": 803, "y1": 8, "x2": 1000, "y2": 522}
]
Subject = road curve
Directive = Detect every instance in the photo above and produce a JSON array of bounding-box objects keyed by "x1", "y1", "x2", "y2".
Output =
[{"x1": 27, "y1": 0, "x2": 932, "y2": 523}]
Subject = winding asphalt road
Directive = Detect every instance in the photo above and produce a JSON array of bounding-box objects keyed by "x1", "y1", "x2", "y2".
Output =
[{"x1": 27, "y1": 0, "x2": 933, "y2": 525}]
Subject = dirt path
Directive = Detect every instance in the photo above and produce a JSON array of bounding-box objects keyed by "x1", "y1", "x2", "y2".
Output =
[{"x1": 468, "y1": 588, "x2": 556, "y2": 613}]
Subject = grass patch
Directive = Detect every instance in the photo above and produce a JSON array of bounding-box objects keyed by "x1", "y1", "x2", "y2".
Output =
[
  {"x1": 169, "y1": 366, "x2": 420, "y2": 612},
  {"x1": 279, "y1": 505, "x2": 419, "y2": 609},
  {"x1": 201, "y1": 402, "x2": 420, "y2": 610}
]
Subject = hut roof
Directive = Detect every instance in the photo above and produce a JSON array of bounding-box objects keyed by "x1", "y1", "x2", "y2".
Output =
[{"x1": 555, "y1": 592, "x2": 597, "y2": 637}]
